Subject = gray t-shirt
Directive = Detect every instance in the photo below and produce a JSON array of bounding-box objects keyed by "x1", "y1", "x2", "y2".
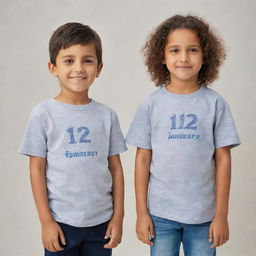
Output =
[
  {"x1": 19, "y1": 98, "x2": 127, "y2": 227},
  {"x1": 126, "y1": 85, "x2": 240, "y2": 224}
]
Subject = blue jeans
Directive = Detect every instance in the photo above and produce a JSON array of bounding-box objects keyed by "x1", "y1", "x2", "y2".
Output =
[
  {"x1": 44, "y1": 220, "x2": 112, "y2": 256},
  {"x1": 150, "y1": 215, "x2": 216, "y2": 256}
]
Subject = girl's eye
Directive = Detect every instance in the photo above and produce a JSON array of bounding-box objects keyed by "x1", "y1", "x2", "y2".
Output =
[
  {"x1": 190, "y1": 48, "x2": 199, "y2": 52},
  {"x1": 170, "y1": 49, "x2": 179, "y2": 53},
  {"x1": 64, "y1": 59, "x2": 73, "y2": 64}
]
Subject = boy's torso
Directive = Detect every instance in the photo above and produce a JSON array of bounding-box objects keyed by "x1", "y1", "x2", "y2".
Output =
[{"x1": 25, "y1": 99, "x2": 119, "y2": 227}]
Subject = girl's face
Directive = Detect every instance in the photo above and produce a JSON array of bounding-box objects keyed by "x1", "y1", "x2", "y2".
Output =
[{"x1": 163, "y1": 28, "x2": 203, "y2": 84}]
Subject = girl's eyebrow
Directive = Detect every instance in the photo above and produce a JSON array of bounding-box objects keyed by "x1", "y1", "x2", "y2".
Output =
[
  {"x1": 187, "y1": 44, "x2": 201, "y2": 47},
  {"x1": 61, "y1": 55, "x2": 96, "y2": 59},
  {"x1": 167, "y1": 44, "x2": 201, "y2": 48}
]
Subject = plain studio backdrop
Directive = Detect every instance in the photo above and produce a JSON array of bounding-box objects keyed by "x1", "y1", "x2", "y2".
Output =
[{"x1": 1, "y1": 0, "x2": 255, "y2": 255}]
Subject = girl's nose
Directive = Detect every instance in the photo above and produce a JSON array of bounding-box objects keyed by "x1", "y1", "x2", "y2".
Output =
[{"x1": 180, "y1": 50, "x2": 189, "y2": 62}]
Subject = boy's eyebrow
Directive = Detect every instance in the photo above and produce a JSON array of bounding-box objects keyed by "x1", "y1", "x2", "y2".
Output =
[{"x1": 61, "y1": 55, "x2": 96, "y2": 59}]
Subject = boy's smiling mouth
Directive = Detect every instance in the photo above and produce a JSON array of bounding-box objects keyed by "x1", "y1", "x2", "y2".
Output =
[{"x1": 69, "y1": 76, "x2": 87, "y2": 80}]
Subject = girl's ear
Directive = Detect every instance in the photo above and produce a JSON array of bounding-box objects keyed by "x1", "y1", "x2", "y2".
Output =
[
  {"x1": 162, "y1": 54, "x2": 166, "y2": 64},
  {"x1": 48, "y1": 62, "x2": 58, "y2": 77},
  {"x1": 202, "y1": 52, "x2": 205, "y2": 64}
]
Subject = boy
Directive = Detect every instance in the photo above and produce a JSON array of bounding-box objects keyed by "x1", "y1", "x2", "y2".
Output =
[{"x1": 19, "y1": 22, "x2": 127, "y2": 256}]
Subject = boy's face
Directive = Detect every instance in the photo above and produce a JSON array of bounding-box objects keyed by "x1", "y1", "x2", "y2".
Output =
[
  {"x1": 163, "y1": 28, "x2": 203, "y2": 84},
  {"x1": 49, "y1": 44, "x2": 102, "y2": 94}
]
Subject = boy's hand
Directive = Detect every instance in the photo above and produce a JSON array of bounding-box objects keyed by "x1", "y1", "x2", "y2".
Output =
[
  {"x1": 136, "y1": 213, "x2": 154, "y2": 245},
  {"x1": 209, "y1": 215, "x2": 229, "y2": 248},
  {"x1": 41, "y1": 220, "x2": 66, "y2": 252},
  {"x1": 104, "y1": 217, "x2": 123, "y2": 249}
]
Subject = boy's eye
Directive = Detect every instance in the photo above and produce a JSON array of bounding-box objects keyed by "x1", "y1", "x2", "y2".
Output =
[
  {"x1": 64, "y1": 59, "x2": 73, "y2": 64},
  {"x1": 84, "y1": 59, "x2": 93, "y2": 63}
]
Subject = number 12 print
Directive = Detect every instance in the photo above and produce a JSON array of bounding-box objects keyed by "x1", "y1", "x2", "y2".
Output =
[
  {"x1": 170, "y1": 114, "x2": 198, "y2": 130},
  {"x1": 67, "y1": 127, "x2": 91, "y2": 144}
]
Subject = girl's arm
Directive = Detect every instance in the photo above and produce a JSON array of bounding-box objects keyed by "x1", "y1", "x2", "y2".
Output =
[
  {"x1": 209, "y1": 146, "x2": 231, "y2": 248},
  {"x1": 30, "y1": 156, "x2": 65, "y2": 252},
  {"x1": 135, "y1": 148, "x2": 154, "y2": 245},
  {"x1": 104, "y1": 154, "x2": 124, "y2": 249}
]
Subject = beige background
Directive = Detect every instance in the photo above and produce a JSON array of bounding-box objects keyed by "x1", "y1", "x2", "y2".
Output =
[{"x1": 1, "y1": 0, "x2": 255, "y2": 255}]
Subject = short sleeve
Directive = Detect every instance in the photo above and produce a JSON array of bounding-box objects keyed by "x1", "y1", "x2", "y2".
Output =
[
  {"x1": 214, "y1": 102, "x2": 241, "y2": 149},
  {"x1": 18, "y1": 107, "x2": 48, "y2": 158},
  {"x1": 108, "y1": 111, "x2": 127, "y2": 156},
  {"x1": 125, "y1": 98, "x2": 152, "y2": 149}
]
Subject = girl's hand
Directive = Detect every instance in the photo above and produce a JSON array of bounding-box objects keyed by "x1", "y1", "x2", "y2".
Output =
[
  {"x1": 209, "y1": 215, "x2": 229, "y2": 248},
  {"x1": 104, "y1": 217, "x2": 123, "y2": 249},
  {"x1": 136, "y1": 213, "x2": 154, "y2": 245},
  {"x1": 41, "y1": 220, "x2": 66, "y2": 252}
]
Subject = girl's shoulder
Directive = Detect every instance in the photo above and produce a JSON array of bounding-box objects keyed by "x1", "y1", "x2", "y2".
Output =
[
  {"x1": 138, "y1": 86, "x2": 165, "y2": 107},
  {"x1": 202, "y1": 86, "x2": 228, "y2": 108}
]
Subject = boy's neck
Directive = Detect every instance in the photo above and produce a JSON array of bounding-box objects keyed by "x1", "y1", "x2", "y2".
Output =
[
  {"x1": 55, "y1": 90, "x2": 91, "y2": 105},
  {"x1": 165, "y1": 80, "x2": 200, "y2": 94}
]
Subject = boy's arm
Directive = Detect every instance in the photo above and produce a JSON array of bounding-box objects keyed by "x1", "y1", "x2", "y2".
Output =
[
  {"x1": 209, "y1": 146, "x2": 231, "y2": 248},
  {"x1": 30, "y1": 156, "x2": 65, "y2": 252},
  {"x1": 104, "y1": 154, "x2": 124, "y2": 249},
  {"x1": 135, "y1": 148, "x2": 154, "y2": 245}
]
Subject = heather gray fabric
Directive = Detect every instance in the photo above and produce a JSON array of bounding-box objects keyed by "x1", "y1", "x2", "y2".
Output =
[
  {"x1": 126, "y1": 85, "x2": 240, "y2": 224},
  {"x1": 19, "y1": 98, "x2": 127, "y2": 227}
]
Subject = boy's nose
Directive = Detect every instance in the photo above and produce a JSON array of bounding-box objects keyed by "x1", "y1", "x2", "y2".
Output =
[{"x1": 74, "y1": 62, "x2": 84, "y2": 72}]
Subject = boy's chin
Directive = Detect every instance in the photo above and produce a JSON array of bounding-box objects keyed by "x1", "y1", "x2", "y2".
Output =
[
  {"x1": 71, "y1": 88, "x2": 91, "y2": 93},
  {"x1": 62, "y1": 85, "x2": 92, "y2": 93}
]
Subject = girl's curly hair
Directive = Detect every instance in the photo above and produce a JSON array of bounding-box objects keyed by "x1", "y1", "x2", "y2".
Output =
[{"x1": 143, "y1": 15, "x2": 226, "y2": 86}]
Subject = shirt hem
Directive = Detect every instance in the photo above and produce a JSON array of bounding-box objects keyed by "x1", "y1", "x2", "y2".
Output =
[
  {"x1": 18, "y1": 149, "x2": 46, "y2": 158},
  {"x1": 52, "y1": 213, "x2": 113, "y2": 227},
  {"x1": 149, "y1": 210, "x2": 215, "y2": 224},
  {"x1": 108, "y1": 146, "x2": 128, "y2": 156},
  {"x1": 215, "y1": 138, "x2": 241, "y2": 149},
  {"x1": 125, "y1": 139, "x2": 152, "y2": 150}
]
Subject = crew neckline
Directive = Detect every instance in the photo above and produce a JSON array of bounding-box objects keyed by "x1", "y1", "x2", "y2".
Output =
[
  {"x1": 50, "y1": 98, "x2": 96, "y2": 110},
  {"x1": 161, "y1": 85, "x2": 205, "y2": 99}
]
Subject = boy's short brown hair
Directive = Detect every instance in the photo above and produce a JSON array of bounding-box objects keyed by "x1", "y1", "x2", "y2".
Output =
[
  {"x1": 49, "y1": 22, "x2": 102, "y2": 66},
  {"x1": 143, "y1": 15, "x2": 226, "y2": 86}
]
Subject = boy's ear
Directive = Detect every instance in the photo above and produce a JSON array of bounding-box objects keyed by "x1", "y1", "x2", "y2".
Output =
[
  {"x1": 48, "y1": 62, "x2": 58, "y2": 77},
  {"x1": 96, "y1": 63, "x2": 103, "y2": 77}
]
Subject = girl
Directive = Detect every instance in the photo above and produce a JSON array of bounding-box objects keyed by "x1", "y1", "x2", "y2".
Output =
[{"x1": 126, "y1": 15, "x2": 240, "y2": 255}]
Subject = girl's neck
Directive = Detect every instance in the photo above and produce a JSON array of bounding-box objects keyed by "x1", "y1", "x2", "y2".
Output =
[{"x1": 165, "y1": 80, "x2": 200, "y2": 94}]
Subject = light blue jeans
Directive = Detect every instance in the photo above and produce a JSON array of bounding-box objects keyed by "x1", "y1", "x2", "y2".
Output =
[{"x1": 150, "y1": 215, "x2": 216, "y2": 256}]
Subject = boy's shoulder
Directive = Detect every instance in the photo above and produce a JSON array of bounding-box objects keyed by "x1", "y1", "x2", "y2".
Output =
[
  {"x1": 30, "y1": 99, "x2": 117, "y2": 114},
  {"x1": 29, "y1": 98, "x2": 53, "y2": 117},
  {"x1": 93, "y1": 100, "x2": 118, "y2": 117}
]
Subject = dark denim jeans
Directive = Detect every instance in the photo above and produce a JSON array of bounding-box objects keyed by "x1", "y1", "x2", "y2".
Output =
[
  {"x1": 44, "y1": 220, "x2": 112, "y2": 256},
  {"x1": 150, "y1": 215, "x2": 216, "y2": 256}
]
